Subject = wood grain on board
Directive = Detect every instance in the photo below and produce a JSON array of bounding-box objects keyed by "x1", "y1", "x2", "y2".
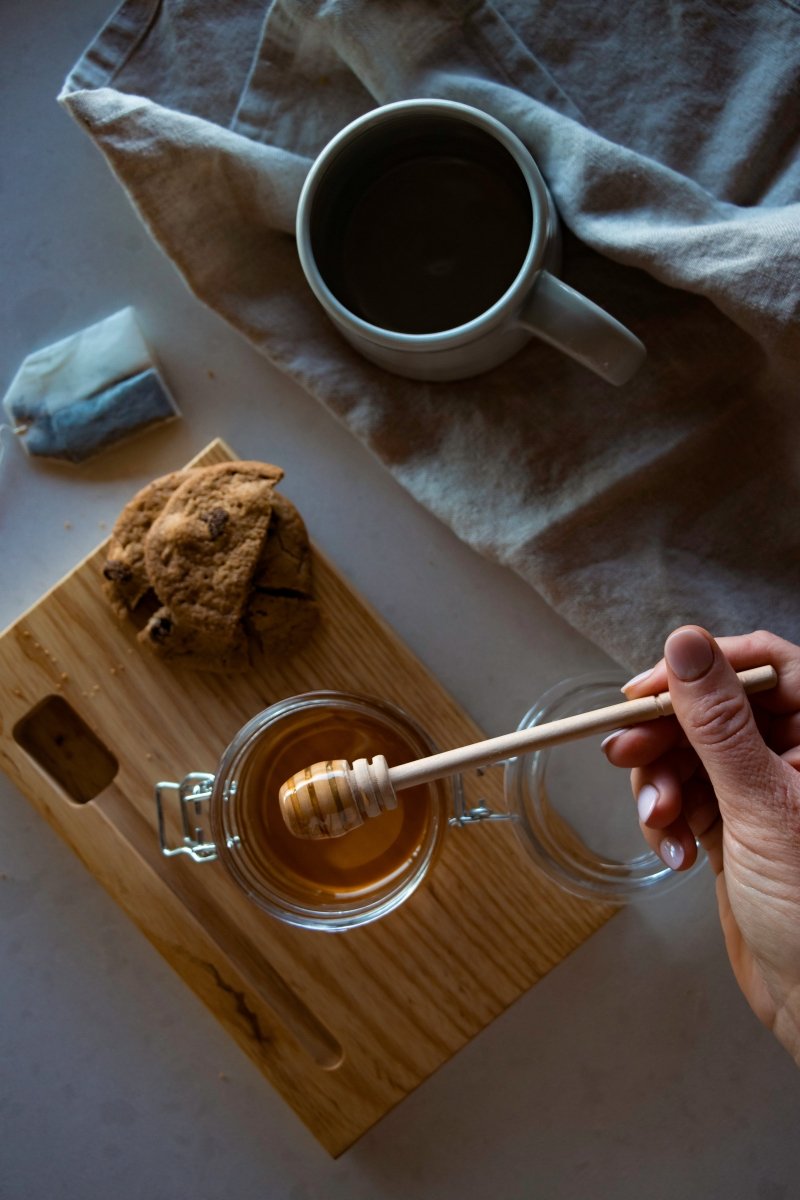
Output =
[{"x1": 0, "y1": 439, "x2": 613, "y2": 1155}]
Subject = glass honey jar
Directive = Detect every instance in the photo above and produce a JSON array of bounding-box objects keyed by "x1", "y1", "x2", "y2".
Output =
[{"x1": 156, "y1": 691, "x2": 462, "y2": 931}]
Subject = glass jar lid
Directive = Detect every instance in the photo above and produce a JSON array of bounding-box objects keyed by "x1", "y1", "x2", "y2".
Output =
[{"x1": 504, "y1": 673, "x2": 706, "y2": 903}]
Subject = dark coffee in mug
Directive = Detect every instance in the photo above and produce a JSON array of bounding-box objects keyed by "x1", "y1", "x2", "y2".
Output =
[
  {"x1": 309, "y1": 116, "x2": 533, "y2": 334},
  {"x1": 297, "y1": 100, "x2": 646, "y2": 383}
]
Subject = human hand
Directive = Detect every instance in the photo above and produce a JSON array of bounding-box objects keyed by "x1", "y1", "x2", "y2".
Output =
[{"x1": 602, "y1": 626, "x2": 800, "y2": 1064}]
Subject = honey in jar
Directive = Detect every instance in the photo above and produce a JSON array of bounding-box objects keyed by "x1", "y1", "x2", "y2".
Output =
[{"x1": 207, "y1": 692, "x2": 453, "y2": 930}]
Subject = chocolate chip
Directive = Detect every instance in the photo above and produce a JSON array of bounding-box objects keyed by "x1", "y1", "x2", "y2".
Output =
[
  {"x1": 103, "y1": 559, "x2": 133, "y2": 583},
  {"x1": 200, "y1": 507, "x2": 229, "y2": 540},
  {"x1": 149, "y1": 614, "x2": 173, "y2": 642}
]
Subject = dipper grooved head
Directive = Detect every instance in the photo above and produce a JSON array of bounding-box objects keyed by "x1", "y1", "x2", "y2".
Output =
[{"x1": 278, "y1": 755, "x2": 396, "y2": 839}]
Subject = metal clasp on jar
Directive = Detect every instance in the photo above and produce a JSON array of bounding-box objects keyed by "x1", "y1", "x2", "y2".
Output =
[
  {"x1": 155, "y1": 771, "x2": 219, "y2": 862},
  {"x1": 156, "y1": 762, "x2": 516, "y2": 860},
  {"x1": 448, "y1": 764, "x2": 518, "y2": 828}
]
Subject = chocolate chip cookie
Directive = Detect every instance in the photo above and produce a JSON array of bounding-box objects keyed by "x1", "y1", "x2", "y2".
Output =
[
  {"x1": 103, "y1": 458, "x2": 317, "y2": 672},
  {"x1": 102, "y1": 467, "x2": 192, "y2": 618},
  {"x1": 247, "y1": 492, "x2": 318, "y2": 657}
]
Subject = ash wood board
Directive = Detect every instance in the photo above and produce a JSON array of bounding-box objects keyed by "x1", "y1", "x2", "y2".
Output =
[{"x1": 0, "y1": 439, "x2": 614, "y2": 1155}]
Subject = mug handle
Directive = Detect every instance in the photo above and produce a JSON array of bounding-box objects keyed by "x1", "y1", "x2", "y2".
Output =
[{"x1": 519, "y1": 270, "x2": 646, "y2": 386}]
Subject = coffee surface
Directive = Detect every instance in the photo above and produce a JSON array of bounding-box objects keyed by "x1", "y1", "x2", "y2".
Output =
[{"x1": 319, "y1": 150, "x2": 532, "y2": 334}]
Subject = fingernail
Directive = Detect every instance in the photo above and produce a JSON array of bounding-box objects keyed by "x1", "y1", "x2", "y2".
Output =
[
  {"x1": 660, "y1": 837, "x2": 685, "y2": 870},
  {"x1": 637, "y1": 783, "x2": 659, "y2": 824},
  {"x1": 600, "y1": 728, "x2": 626, "y2": 751},
  {"x1": 664, "y1": 629, "x2": 714, "y2": 682},
  {"x1": 621, "y1": 667, "x2": 654, "y2": 693}
]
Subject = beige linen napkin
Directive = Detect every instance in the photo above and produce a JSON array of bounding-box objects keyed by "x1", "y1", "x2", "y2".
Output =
[{"x1": 60, "y1": 0, "x2": 800, "y2": 670}]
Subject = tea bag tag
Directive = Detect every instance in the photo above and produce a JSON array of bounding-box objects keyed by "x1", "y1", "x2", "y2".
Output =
[{"x1": 1, "y1": 307, "x2": 180, "y2": 465}]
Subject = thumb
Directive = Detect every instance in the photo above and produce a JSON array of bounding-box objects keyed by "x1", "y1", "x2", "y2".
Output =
[{"x1": 664, "y1": 626, "x2": 780, "y2": 824}]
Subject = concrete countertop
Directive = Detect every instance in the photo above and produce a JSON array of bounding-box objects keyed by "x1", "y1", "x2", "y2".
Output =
[{"x1": 1, "y1": 5, "x2": 797, "y2": 1198}]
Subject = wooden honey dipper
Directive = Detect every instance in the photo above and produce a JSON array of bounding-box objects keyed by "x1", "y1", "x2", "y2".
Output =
[{"x1": 278, "y1": 665, "x2": 777, "y2": 839}]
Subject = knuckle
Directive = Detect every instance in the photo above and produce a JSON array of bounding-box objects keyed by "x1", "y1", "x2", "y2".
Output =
[
  {"x1": 689, "y1": 692, "x2": 753, "y2": 749},
  {"x1": 746, "y1": 628, "x2": 793, "y2": 669}
]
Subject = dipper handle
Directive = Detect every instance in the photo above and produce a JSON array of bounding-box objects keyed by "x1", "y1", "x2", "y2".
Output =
[{"x1": 278, "y1": 665, "x2": 777, "y2": 839}]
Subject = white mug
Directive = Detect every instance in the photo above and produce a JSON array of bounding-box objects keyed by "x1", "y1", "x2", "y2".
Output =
[{"x1": 296, "y1": 99, "x2": 646, "y2": 385}]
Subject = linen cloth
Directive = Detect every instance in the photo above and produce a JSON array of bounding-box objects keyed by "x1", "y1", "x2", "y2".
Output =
[{"x1": 60, "y1": 0, "x2": 800, "y2": 670}]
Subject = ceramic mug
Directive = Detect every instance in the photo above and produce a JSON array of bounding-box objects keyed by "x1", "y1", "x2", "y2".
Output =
[{"x1": 296, "y1": 99, "x2": 646, "y2": 385}]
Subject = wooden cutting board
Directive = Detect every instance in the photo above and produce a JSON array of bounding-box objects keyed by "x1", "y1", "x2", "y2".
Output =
[{"x1": 0, "y1": 439, "x2": 613, "y2": 1155}]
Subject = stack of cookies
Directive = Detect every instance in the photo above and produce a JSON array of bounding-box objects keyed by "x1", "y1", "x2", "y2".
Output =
[{"x1": 102, "y1": 460, "x2": 317, "y2": 671}]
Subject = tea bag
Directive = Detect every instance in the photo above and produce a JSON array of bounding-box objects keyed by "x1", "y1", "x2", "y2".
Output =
[{"x1": 2, "y1": 308, "x2": 179, "y2": 464}]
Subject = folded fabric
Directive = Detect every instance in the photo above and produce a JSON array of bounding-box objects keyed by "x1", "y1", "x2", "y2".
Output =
[
  {"x1": 59, "y1": 0, "x2": 800, "y2": 669},
  {"x1": 3, "y1": 307, "x2": 179, "y2": 463}
]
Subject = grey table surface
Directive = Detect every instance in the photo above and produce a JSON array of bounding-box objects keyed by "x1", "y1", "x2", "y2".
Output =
[{"x1": 1, "y1": 5, "x2": 798, "y2": 1199}]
